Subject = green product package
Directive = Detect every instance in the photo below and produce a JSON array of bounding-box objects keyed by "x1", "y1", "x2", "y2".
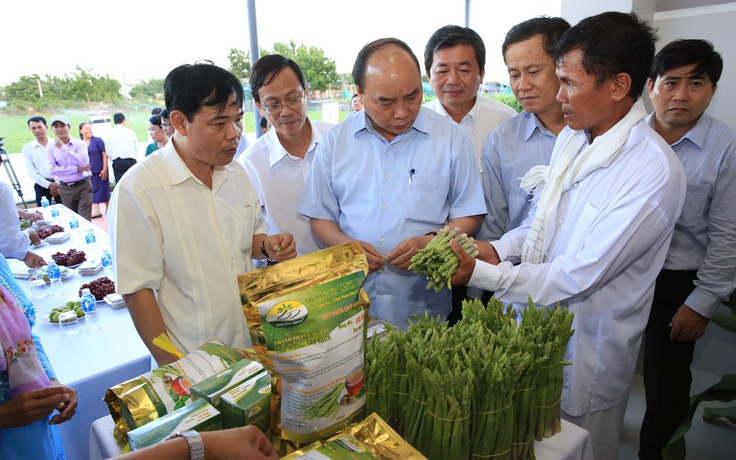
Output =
[
  {"x1": 127, "y1": 399, "x2": 222, "y2": 451},
  {"x1": 190, "y1": 357, "x2": 264, "y2": 408},
  {"x1": 220, "y1": 370, "x2": 272, "y2": 432}
]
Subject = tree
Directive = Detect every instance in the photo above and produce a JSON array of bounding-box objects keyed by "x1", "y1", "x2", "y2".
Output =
[
  {"x1": 271, "y1": 40, "x2": 338, "y2": 92},
  {"x1": 228, "y1": 48, "x2": 251, "y2": 80},
  {"x1": 129, "y1": 79, "x2": 165, "y2": 101}
]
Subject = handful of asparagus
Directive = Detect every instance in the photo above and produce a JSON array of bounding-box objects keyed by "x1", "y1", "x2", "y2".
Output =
[{"x1": 409, "y1": 226, "x2": 479, "y2": 292}]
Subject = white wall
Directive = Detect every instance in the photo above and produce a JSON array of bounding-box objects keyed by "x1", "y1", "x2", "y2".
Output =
[{"x1": 652, "y1": 3, "x2": 736, "y2": 130}]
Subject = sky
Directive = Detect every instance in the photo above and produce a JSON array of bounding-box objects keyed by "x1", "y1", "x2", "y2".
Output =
[{"x1": 1, "y1": 0, "x2": 560, "y2": 89}]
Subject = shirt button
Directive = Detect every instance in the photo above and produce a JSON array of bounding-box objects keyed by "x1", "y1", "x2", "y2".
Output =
[
  {"x1": 384, "y1": 174, "x2": 390, "y2": 180},
  {"x1": 382, "y1": 205, "x2": 387, "y2": 210},
  {"x1": 379, "y1": 237, "x2": 385, "y2": 243},
  {"x1": 378, "y1": 268, "x2": 384, "y2": 274}
]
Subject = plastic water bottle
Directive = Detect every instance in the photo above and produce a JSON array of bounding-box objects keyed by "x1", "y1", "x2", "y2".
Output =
[
  {"x1": 101, "y1": 249, "x2": 113, "y2": 270},
  {"x1": 47, "y1": 261, "x2": 63, "y2": 296},
  {"x1": 50, "y1": 205, "x2": 60, "y2": 222},
  {"x1": 80, "y1": 288, "x2": 100, "y2": 331},
  {"x1": 41, "y1": 196, "x2": 50, "y2": 211},
  {"x1": 69, "y1": 215, "x2": 80, "y2": 239},
  {"x1": 85, "y1": 228, "x2": 97, "y2": 256}
]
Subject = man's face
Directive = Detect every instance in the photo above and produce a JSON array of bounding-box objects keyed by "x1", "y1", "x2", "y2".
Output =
[
  {"x1": 51, "y1": 121, "x2": 70, "y2": 140},
  {"x1": 505, "y1": 35, "x2": 561, "y2": 117},
  {"x1": 359, "y1": 46, "x2": 423, "y2": 142},
  {"x1": 175, "y1": 94, "x2": 243, "y2": 167},
  {"x1": 648, "y1": 63, "x2": 716, "y2": 132},
  {"x1": 28, "y1": 121, "x2": 47, "y2": 140},
  {"x1": 556, "y1": 49, "x2": 616, "y2": 138},
  {"x1": 161, "y1": 117, "x2": 175, "y2": 137},
  {"x1": 256, "y1": 67, "x2": 308, "y2": 140},
  {"x1": 351, "y1": 96, "x2": 363, "y2": 112},
  {"x1": 428, "y1": 44, "x2": 483, "y2": 115}
]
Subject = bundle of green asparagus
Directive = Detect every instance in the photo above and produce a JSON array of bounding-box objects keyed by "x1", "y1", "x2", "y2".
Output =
[{"x1": 409, "y1": 226, "x2": 479, "y2": 292}]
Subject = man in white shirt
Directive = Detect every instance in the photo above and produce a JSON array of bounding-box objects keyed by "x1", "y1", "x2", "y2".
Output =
[
  {"x1": 22, "y1": 116, "x2": 61, "y2": 206},
  {"x1": 423, "y1": 25, "x2": 517, "y2": 171},
  {"x1": 105, "y1": 112, "x2": 139, "y2": 183},
  {"x1": 109, "y1": 62, "x2": 296, "y2": 365},
  {"x1": 240, "y1": 55, "x2": 334, "y2": 256},
  {"x1": 450, "y1": 12, "x2": 687, "y2": 460}
]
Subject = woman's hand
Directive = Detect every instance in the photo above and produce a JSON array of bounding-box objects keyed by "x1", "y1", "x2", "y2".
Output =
[
  {"x1": 100, "y1": 168, "x2": 108, "y2": 181},
  {"x1": 48, "y1": 379, "x2": 78, "y2": 424},
  {"x1": 0, "y1": 386, "x2": 73, "y2": 428}
]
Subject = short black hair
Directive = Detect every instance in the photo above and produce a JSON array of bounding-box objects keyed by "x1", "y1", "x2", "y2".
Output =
[
  {"x1": 502, "y1": 17, "x2": 570, "y2": 62},
  {"x1": 27, "y1": 116, "x2": 47, "y2": 127},
  {"x1": 78, "y1": 122, "x2": 89, "y2": 139},
  {"x1": 249, "y1": 55, "x2": 306, "y2": 105},
  {"x1": 164, "y1": 61, "x2": 244, "y2": 122},
  {"x1": 148, "y1": 114, "x2": 162, "y2": 127},
  {"x1": 151, "y1": 107, "x2": 162, "y2": 116},
  {"x1": 113, "y1": 113, "x2": 125, "y2": 124},
  {"x1": 555, "y1": 11, "x2": 657, "y2": 99},
  {"x1": 353, "y1": 38, "x2": 421, "y2": 90},
  {"x1": 424, "y1": 25, "x2": 485, "y2": 77},
  {"x1": 649, "y1": 39, "x2": 723, "y2": 84},
  {"x1": 160, "y1": 108, "x2": 169, "y2": 120}
]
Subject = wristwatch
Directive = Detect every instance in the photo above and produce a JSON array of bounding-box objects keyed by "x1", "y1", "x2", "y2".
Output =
[{"x1": 170, "y1": 430, "x2": 204, "y2": 460}]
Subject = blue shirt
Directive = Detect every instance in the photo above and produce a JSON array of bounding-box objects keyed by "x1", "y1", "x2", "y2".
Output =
[
  {"x1": 646, "y1": 113, "x2": 736, "y2": 317},
  {"x1": 298, "y1": 108, "x2": 486, "y2": 328},
  {"x1": 480, "y1": 111, "x2": 556, "y2": 242}
]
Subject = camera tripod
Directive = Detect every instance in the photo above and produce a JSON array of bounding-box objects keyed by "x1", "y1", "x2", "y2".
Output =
[{"x1": 0, "y1": 137, "x2": 28, "y2": 209}]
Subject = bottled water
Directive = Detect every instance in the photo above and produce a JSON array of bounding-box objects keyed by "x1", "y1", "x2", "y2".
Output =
[
  {"x1": 85, "y1": 229, "x2": 96, "y2": 245},
  {"x1": 80, "y1": 288, "x2": 100, "y2": 332},
  {"x1": 41, "y1": 196, "x2": 50, "y2": 211},
  {"x1": 50, "y1": 205, "x2": 60, "y2": 219},
  {"x1": 47, "y1": 261, "x2": 63, "y2": 296},
  {"x1": 69, "y1": 216, "x2": 80, "y2": 238},
  {"x1": 101, "y1": 249, "x2": 113, "y2": 270}
]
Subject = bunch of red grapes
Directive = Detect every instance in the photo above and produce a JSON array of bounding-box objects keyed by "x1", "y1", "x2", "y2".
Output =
[
  {"x1": 52, "y1": 249, "x2": 86, "y2": 266},
  {"x1": 37, "y1": 225, "x2": 65, "y2": 239},
  {"x1": 79, "y1": 276, "x2": 116, "y2": 300}
]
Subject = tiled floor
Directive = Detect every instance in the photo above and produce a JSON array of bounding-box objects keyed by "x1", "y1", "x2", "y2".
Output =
[{"x1": 619, "y1": 371, "x2": 735, "y2": 459}]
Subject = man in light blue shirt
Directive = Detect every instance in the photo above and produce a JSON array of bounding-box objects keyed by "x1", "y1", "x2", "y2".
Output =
[
  {"x1": 640, "y1": 39, "x2": 736, "y2": 460},
  {"x1": 480, "y1": 17, "x2": 570, "y2": 242},
  {"x1": 298, "y1": 38, "x2": 485, "y2": 328}
]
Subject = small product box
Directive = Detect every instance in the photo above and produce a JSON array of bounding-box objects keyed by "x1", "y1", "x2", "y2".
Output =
[
  {"x1": 220, "y1": 370, "x2": 271, "y2": 431},
  {"x1": 127, "y1": 399, "x2": 221, "y2": 450},
  {"x1": 46, "y1": 232, "x2": 71, "y2": 244},
  {"x1": 190, "y1": 358, "x2": 264, "y2": 408},
  {"x1": 78, "y1": 260, "x2": 103, "y2": 276}
]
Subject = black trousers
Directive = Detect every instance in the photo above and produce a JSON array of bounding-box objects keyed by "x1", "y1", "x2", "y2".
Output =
[
  {"x1": 34, "y1": 182, "x2": 61, "y2": 207},
  {"x1": 639, "y1": 269, "x2": 698, "y2": 460},
  {"x1": 112, "y1": 158, "x2": 137, "y2": 184}
]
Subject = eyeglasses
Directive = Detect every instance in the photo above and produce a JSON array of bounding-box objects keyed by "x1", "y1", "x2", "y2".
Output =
[{"x1": 261, "y1": 94, "x2": 306, "y2": 115}]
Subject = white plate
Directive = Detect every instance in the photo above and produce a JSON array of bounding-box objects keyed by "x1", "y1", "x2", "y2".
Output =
[{"x1": 30, "y1": 267, "x2": 75, "y2": 284}]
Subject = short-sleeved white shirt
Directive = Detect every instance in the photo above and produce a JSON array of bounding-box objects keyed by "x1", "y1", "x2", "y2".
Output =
[{"x1": 109, "y1": 141, "x2": 266, "y2": 353}]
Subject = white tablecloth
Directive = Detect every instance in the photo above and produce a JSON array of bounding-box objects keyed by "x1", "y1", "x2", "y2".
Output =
[
  {"x1": 20, "y1": 208, "x2": 150, "y2": 460},
  {"x1": 89, "y1": 414, "x2": 592, "y2": 460}
]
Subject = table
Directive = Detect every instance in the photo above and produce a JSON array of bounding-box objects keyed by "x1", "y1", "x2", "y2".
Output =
[
  {"x1": 19, "y1": 207, "x2": 151, "y2": 460},
  {"x1": 89, "y1": 414, "x2": 592, "y2": 459}
]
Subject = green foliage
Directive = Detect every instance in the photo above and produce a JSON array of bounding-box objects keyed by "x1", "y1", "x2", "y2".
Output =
[
  {"x1": 490, "y1": 93, "x2": 522, "y2": 113},
  {"x1": 268, "y1": 40, "x2": 338, "y2": 92},
  {"x1": 4, "y1": 67, "x2": 122, "y2": 109},
  {"x1": 228, "y1": 48, "x2": 251, "y2": 80},
  {"x1": 129, "y1": 79, "x2": 165, "y2": 101}
]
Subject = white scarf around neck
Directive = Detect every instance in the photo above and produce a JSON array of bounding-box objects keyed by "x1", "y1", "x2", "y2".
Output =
[{"x1": 520, "y1": 99, "x2": 647, "y2": 264}]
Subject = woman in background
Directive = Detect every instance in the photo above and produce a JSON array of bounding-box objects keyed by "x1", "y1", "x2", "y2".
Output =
[
  {"x1": 79, "y1": 122, "x2": 110, "y2": 218},
  {"x1": 145, "y1": 115, "x2": 168, "y2": 157},
  {"x1": 0, "y1": 253, "x2": 78, "y2": 459}
]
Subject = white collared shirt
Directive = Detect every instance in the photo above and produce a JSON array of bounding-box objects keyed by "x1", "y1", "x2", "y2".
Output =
[
  {"x1": 105, "y1": 124, "x2": 139, "y2": 160},
  {"x1": 424, "y1": 95, "x2": 517, "y2": 170},
  {"x1": 240, "y1": 119, "x2": 334, "y2": 256},
  {"x1": 110, "y1": 142, "x2": 266, "y2": 353},
  {"x1": 22, "y1": 138, "x2": 53, "y2": 187}
]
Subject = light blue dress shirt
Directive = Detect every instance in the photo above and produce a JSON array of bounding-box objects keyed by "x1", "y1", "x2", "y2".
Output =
[
  {"x1": 646, "y1": 113, "x2": 736, "y2": 317},
  {"x1": 480, "y1": 111, "x2": 557, "y2": 242},
  {"x1": 298, "y1": 108, "x2": 486, "y2": 328}
]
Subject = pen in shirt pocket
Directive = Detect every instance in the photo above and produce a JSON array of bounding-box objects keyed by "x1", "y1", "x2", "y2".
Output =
[{"x1": 409, "y1": 168, "x2": 415, "y2": 189}]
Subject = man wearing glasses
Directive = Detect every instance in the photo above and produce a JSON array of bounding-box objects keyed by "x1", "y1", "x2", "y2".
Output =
[{"x1": 240, "y1": 55, "x2": 334, "y2": 257}]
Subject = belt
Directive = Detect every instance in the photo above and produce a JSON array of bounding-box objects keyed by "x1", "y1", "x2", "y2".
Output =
[
  {"x1": 59, "y1": 177, "x2": 90, "y2": 187},
  {"x1": 44, "y1": 178, "x2": 55, "y2": 182}
]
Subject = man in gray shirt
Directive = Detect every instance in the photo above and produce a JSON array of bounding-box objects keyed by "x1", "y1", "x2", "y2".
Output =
[{"x1": 640, "y1": 39, "x2": 736, "y2": 460}]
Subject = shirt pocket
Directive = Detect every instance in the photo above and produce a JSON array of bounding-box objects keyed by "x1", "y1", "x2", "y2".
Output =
[
  {"x1": 230, "y1": 205, "x2": 255, "y2": 255},
  {"x1": 404, "y1": 173, "x2": 449, "y2": 225},
  {"x1": 679, "y1": 183, "x2": 710, "y2": 229}
]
